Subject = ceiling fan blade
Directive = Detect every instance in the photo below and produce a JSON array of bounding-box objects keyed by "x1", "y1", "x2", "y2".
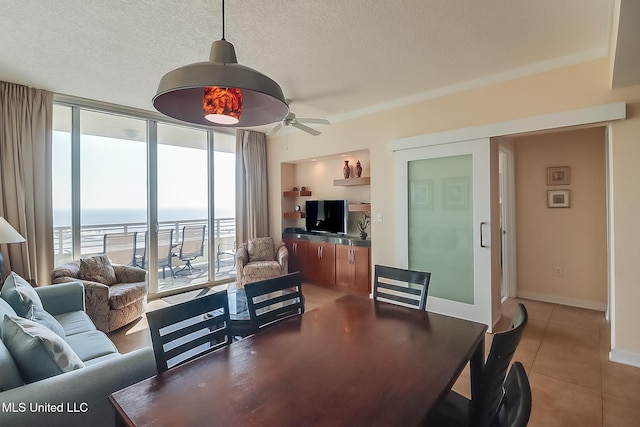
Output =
[
  {"x1": 267, "y1": 123, "x2": 283, "y2": 136},
  {"x1": 295, "y1": 118, "x2": 330, "y2": 125},
  {"x1": 292, "y1": 122, "x2": 321, "y2": 136}
]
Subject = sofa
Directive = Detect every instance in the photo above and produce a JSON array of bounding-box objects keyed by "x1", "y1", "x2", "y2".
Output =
[
  {"x1": 0, "y1": 273, "x2": 156, "y2": 427},
  {"x1": 51, "y1": 256, "x2": 147, "y2": 333},
  {"x1": 236, "y1": 237, "x2": 288, "y2": 286}
]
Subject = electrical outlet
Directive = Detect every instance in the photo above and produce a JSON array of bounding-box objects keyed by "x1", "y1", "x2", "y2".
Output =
[{"x1": 554, "y1": 267, "x2": 563, "y2": 276}]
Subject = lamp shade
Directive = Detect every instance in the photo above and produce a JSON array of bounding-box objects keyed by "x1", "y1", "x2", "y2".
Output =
[
  {"x1": 0, "y1": 218, "x2": 25, "y2": 244},
  {"x1": 153, "y1": 40, "x2": 289, "y2": 127}
]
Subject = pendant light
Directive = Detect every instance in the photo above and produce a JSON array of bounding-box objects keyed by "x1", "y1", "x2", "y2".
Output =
[{"x1": 153, "y1": 0, "x2": 288, "y2": 127}]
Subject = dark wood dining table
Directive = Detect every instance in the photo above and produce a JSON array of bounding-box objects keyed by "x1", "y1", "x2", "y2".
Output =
[{"x1": 110, "y1": 294, "x2": 487, "y2": 426}]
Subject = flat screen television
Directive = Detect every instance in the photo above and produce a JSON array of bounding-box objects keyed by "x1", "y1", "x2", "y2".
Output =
[{"x1": 305, "y1": 200, "x2": 348, "y2": 234}]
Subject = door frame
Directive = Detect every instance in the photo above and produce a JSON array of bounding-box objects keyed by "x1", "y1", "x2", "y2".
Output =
[
  {"x1": 498, "y1": 144, "x2": 517, "y2": 300},
  {"x1": 391, "y1": 102, "x2": 625, "y2": 329}
]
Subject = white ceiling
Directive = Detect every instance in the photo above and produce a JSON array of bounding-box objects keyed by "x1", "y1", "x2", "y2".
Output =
[{"x1": 1, "y1": 1, "x2": 637, "y2": 131}]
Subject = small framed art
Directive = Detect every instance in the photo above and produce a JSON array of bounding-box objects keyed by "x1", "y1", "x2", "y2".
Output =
[
  {"x1": 547, "y1": 166, "x2": 570, "y2": 185},
  {"x1": 442, "y1": 176, "x2": 471, "y2": 210},
  {"x1": 547, "y1": 190, "x2": 570, "y2": 208},
  {"x1": 409, "y1": 179, "x2": 433, "y2": 210}
]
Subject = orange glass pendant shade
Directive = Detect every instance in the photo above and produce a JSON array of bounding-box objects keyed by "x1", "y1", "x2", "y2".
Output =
[{"x1": 203, "y1": 86, "x2": 243, "y2": 124}]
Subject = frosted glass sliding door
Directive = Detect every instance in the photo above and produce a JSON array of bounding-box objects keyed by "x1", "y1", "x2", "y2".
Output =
[
  {"x1": 395, "y1": 137, "x2": 492, "y2": 327},
  {"x1": 408, "y1": 155, "x2": 474, "y2": 303}
]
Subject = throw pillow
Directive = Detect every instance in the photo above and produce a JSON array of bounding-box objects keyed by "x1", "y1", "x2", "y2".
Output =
[
  {"x1": 28, "y1": 305, "x2": 66, "y2": 338},
  {"x1": 79, "y1": 255, "x2": 117, "y2": 285},
  {"x1": 247, "y1": 237, "x2": 275, "y2": 262},
  {"x1": 0, "y1": 272, "x2": 43, "y2": 317},
  {"x1": 2, "y1": 315, "x2": 84, "y2": 383},
  {"x1": 0, "y1": 340, "x2": 24, "y2": 391}
]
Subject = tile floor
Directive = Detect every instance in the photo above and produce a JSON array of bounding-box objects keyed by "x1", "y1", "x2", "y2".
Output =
[{"x1": 109, "y1": 286, "x2": 640, "y2": 427}]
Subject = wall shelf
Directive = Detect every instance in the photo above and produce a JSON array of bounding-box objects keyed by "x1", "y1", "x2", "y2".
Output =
[
  {"x1": 283, "y1": 190, "x2": 312, "y2": 197},
  {"x1": 284, "y1": 212, "x2": 305, "y2": 219},
  {"x1": 349, "y1": 203, "x2": 371, "y2": 212},
  {"x1": 333, "y1": 177, "x2": 370, "y2": 186}
]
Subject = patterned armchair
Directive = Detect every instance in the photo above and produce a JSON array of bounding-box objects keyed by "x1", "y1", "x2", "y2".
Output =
[
  {"x1": 51, "y1": 255, "x2": 147, "y2": 333},
  {"x1": 236, "y1": 237, "x2": 288, "y2": 287}
]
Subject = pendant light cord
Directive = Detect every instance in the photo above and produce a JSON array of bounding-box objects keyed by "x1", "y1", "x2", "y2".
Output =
[{"x1": 221, "y1": 0, "x2": 226, "y2": 40}]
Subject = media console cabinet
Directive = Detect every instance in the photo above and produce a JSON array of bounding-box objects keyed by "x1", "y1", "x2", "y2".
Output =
[{"x1": 282, "y1": 230, "x2": 371, "y2": 295}]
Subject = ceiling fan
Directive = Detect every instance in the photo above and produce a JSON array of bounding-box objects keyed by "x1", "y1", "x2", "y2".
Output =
[{"x1": 267, "y1": 111, "x2": 330, "y2": 137}]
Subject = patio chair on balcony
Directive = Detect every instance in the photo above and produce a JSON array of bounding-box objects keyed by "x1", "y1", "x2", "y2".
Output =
[
  {"x1": 216, "y1": 240, "x2": 236, "y2": 273},
  {"x1": 158, "y1": 229, "x2": 175, "y2": 279},
  {"x1": 175, "y1": 225, "x2": 206, "y2": 276},
  {"x1": 103, "y1": 232, "x2": 137, "y2": 266}
]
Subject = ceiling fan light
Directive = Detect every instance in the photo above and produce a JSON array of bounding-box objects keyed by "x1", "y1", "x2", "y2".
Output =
[{"x1": 203, "y1": 86, "x2": 242, "y2": 124}]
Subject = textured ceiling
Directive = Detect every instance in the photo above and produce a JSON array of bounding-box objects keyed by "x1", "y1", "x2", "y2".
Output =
[{"x1": 0, "y1": 0, "x2": 635, "y2": 130}]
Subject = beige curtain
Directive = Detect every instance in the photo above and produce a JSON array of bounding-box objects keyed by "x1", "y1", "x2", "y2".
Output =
[
  {"x1": 235, "y1": 130, "x2": 269, "y2": 244},
  {"x1": 0, "y1": 81, "x2": 54, "y2": 286}
]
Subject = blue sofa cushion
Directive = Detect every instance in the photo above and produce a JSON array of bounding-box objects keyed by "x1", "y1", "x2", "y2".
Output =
[
  {"x1": 1, "y1": 272, "x2": 43, "y2": 317},
  {"x1": 65, "y1": 331, "x2": 118, "y2": 362},
  {"x1": 2, "y1": 315, "x2": 85, "y2": 383},
  {"x1": 0, "y1": 298, "x2": 17, "y2": 335},
  {"x1": 0, "y1": 339, "x2": 23, "y2": 391},
  {"x1": 54, "y1": 310, "x2": 96, "y2": 336},
  {"x1": 28, "y1": 305, "x2": 66, "y2": 338}
]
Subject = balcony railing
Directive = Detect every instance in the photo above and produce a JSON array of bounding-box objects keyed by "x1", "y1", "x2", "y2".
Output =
[{"x1": 53, "y1": 218, "x2": 236, "y2": 292}]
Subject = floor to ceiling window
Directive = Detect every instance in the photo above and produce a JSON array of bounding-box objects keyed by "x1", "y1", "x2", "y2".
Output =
[{"x1": 52, "y1": 101, "x2": 236, "y2": 296}]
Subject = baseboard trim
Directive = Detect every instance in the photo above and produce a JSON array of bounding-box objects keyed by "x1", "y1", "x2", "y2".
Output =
[
  {"x1": 516, "y1": 291, "x2": 607, "y2": 312},
  {"x1": 610, "y1": 349, "x2": 640, "y2": 368}
]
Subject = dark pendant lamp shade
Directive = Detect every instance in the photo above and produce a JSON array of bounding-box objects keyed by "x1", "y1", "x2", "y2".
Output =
[{"x1": 153, "y1": 39, "x2": 289, "y2": 127}]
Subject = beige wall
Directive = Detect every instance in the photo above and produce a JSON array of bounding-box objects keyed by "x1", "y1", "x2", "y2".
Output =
[
  {"x1": 280, "y1": 152, "x2": 371, "y2": 235},
  {"x1": 514, "y1": 128, "x2": 607, "y2": 309},
  {"x1": 266, "y1": 58, "x2": 640, "y2": 359}
]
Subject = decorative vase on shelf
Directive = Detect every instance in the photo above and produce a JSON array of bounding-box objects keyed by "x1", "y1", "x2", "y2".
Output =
[
  {"x1": 359, "y1": 230, "x2": 368, "y2": 240},
  {"x1": 355, "y1": 160, "x2": 362, "y2": 178},
  {"x1": 343, "y1": 160, "x2": 350, "y2": 179}
]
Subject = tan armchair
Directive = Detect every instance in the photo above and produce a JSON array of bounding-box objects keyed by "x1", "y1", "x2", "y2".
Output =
[
  {"x1": 236, "y1": 237, "x2": 288, "y2": 286},
  {"x1": 51, "y1": 255, "x2": 147, "y2": 333}
]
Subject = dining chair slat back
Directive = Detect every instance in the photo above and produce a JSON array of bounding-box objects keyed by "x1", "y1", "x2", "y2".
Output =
[
  {"x1": 373, "y1": 265, "x2": 431, "y2": 310},
  {"x1": 495, "y1": 361, "x2": 532, "y2": 427},
  {"x1": 244, "y1": 272, "x2": 304, "y2": 334},
  {"x1": 147, "y1": 291, "x2": 232, "y2": 373},
  {"x1": 430, "y1": 303, "x2": 528, "y2": 427}
]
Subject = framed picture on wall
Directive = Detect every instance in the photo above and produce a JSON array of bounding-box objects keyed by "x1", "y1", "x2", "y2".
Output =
[
  {"x1": 442, "y1": 176, "x2": 471, "y2": 210},
  {"x1": 409, "y1": 179, "x2": 433, "y2": 210},
  {"x1": 547, "y1": 190, "x2": 570, "y2": 208},
  {"x1": 547, "y1": 166, "x2": 571, "y2": 185}
]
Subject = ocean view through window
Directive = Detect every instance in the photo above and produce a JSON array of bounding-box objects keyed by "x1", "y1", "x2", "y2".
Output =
[{"x1": 52, "y1": 101, "x2": 237, "y2": 296}]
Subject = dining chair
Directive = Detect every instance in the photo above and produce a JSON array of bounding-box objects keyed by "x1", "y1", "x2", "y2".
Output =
[
  {"x1": 430, "y1": 303, "x2": 529, "y2": 427},
  {"x1": 146, "y1": 291, "x2": 232, "y2": 373},
  {"x1": 243, "y1": 272, "x2": 304, "y2": 333},
  {"x1": 373, "y1": 264, "x2": 431, "y2": 310},
  {"x1": 103, "y1": 232, "x2": 137, "y2": 266},
  {"x1": 495, "y1": 361, "x2": 532, "y2": 427},
  {"x1": 174, "y1": 225, "x2": 206, "y2": 276}
]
